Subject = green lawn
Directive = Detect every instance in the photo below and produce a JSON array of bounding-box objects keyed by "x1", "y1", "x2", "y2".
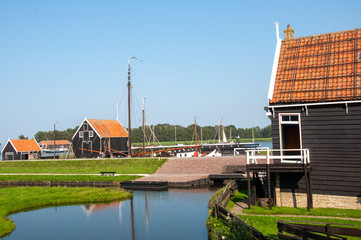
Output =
[
  {"x1": 0, "y1": 187, "x2": 132, "y2": 237},
  {"x1": 0, "y1": 158, "x2": 167, "y2": 174},
  {"x1": 0, "y1": 175, "x2": 140, "y2": 182},
  {"x1": 243, "y1": 205, "x2": 361, "y2": 219},
  {"x1": 208, "y1": 190, "x2": 361, "y2": 239},
  {"x1": 238, "y1": 215, "x2": 361, "y2": 239}
]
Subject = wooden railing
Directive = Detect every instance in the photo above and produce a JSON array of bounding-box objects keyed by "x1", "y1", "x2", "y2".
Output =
[
  {"x1": 213, "y1": 203, "x2": 271, "y2": 240},
  {"x1": 278, "y1": 220, "x2": 361, "y2": 239},
  {"x1": 246, "y1": 148, "x2": 310, "y2": 165},
  {"x1": 213, "y1": 180, "x2": 272, "y2": 240}
]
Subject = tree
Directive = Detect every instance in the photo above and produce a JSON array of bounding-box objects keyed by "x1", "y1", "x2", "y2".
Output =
[
  {"x1": 18, "y1": 135, "x2": 28, "y2": 139},
  {"x1": 34, "y1": 126, "x2": 78, "y2": 142}
]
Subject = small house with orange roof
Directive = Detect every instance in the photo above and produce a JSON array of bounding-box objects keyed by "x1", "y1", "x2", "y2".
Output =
[
  {"x1": 39, "y1": 140, "x2": 71, "y2": 150},
  {"x1": 265, "y1": 24, "x2": 361, "y2": 209},
  {"x1": 72, "y1": 118, "x2": 128, "y2": 158},
  {"x1": 1, "y1": 139, "x2": 41, "y2": 160}
]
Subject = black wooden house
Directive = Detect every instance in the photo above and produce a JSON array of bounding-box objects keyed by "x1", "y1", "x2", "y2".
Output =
[
  {"x1": 265, "y1": 25, "x2": 361, "y2": 209},
  {"x1": 1, "y1": 139, "x2": 41, "y2": 160},
  {"x1": 72, "y1": 118, "x2": 128, "y2": 158}
]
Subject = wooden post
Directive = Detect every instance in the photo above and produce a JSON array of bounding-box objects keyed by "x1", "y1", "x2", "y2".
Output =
[
  {"x1": 304, "y1": 156, "x2": 311, "y2": 211},
  {"x1": 267, "y1": 149, "x2": 272, "y2": 209},
  {"x1": 267, "y1": 165, "x2": 272, "y2": 209},
  {"x1": 252, "y1": 172, "x2": 257, "y2": 205},
  {"x1": 246, "y1": 164, "x2": 252, "y2": 209},
  {"x1": 307, "y1": 164, "x2": 313, "y2": 209}
]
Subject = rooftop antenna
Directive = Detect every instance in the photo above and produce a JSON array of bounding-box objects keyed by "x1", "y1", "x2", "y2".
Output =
[{"x1": 127, "y1": 56, "x2": 142, "y2": 157}]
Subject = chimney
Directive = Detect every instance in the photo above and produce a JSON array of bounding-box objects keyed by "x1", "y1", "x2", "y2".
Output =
[{"x1": 284, "y1": 24, "x2": 294, "y2": 40}]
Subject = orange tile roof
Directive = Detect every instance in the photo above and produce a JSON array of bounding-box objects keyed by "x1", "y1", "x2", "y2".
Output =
[
  {"x1": 270, "y1": 28, "x2": 361, "y2": 104},
  {"x1": 11, "y1": 139, "x2": 41, "y2": 152},
  {"x1": 40, "y1": 140, "x2": 71, "y2": 146},
  {"x1": 87, "y1": 119, "x2": 128, "y2": 138}
]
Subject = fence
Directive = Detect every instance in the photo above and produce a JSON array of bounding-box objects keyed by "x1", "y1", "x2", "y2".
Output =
[
  {"x1": 246, "y1": 147, "x2": 310, "y2": 165},
  {"x1": 278, "y1": 220, "x2": 361, "y2": 239},
  {"x1": 213, "y1": 180, "x2": 271, "y2": 240}
]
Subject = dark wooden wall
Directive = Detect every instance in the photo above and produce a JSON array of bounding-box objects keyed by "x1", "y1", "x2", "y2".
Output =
[
  {"x1": 271, "y1": 103, "x2": 361, "y2": 197},
  {"x1": 72, "y1": 121, "x2": 128, "y2": 158},
  {"x1": 2, "y1": 142, "x2": 20, "y2": 160}
]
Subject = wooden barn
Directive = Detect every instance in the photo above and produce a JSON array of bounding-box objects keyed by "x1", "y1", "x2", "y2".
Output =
[
  {"x1": 72, "y1": 118, "x2": 128, "y2": 158},
  {"x1": 265, "y1": 24, "x2": 361, "y2": 209},
  {"x1": 1, "y1": 139, "x2": 41, "y2": 160}
]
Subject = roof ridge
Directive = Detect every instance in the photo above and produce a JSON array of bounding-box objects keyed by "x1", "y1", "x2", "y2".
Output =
[{"x1": 284, "y1": 27, "x2": 361, "y2": 41}]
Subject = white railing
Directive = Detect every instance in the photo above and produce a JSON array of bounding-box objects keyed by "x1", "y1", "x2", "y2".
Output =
[{"x1": 246, "y1": 148, "x2": 310, "y2": 165}]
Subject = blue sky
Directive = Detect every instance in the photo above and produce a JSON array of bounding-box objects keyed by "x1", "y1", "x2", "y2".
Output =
[{"x1": 0, "y1": 0, "x2": 360, "y2": 146}]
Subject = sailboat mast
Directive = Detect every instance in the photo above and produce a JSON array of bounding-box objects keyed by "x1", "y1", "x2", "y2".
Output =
[
  {"x1": 127, "y1": 58, "x2": 132, "y2": 157},
  {"x1": 142, "y1": 97, "x2": 146, "y2": 154},
  {"x1": 194, "y1": 117, "x2": 198, "y2": 157}
]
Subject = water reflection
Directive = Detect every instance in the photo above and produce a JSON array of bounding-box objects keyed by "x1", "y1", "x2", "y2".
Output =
[{"x1": 3, "y1": 188, "x2": 215, "y2": 240}]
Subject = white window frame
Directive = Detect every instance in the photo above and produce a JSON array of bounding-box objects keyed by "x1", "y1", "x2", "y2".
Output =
[
  {"x1": 279, "y1": 113, "x2": 302, "y2": 163},
  {"x1": 89, "y1": 131, "x2": 94, "y2": 138},
  {"x1": 79, "y1": 131, "x2": 84, "y2": 138}
]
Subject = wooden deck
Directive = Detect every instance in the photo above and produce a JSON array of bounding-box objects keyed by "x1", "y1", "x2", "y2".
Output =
[{"x1": 248, "y1": 163, "x2": 311, "y2": 173}]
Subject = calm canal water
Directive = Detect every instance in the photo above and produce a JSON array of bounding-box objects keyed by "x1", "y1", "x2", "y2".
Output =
[
  {"x1": 2, "y1": 188, "x2": 215, "y2": 240},
  {"x1": 255, "y1": 141, "x2": 272, "y2": 149}
]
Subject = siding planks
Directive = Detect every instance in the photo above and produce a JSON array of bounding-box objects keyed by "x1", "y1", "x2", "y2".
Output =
[{"x1": 271, "y1": 103, "x2": 361, "y2": 197}]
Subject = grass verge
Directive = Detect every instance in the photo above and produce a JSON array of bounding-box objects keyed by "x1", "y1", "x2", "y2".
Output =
[
  {"x1": 227, "y1": 192, "x2": 361, "y2": 239},
  {"x1": 243, "y1": 205, "x2": 361, "y2": 219},
  {"x1": 238, "y1": 215, "x2": 361, "y2": 239},
  {"x1": 0, "y1": 158, "x2": 167, "y2": 174},
  {"x1": 0, "y1": 175, "x2": 141, "y2": 182},
  {"x1": 0, "y1": 187, "x2": 132, "y2": 237}
]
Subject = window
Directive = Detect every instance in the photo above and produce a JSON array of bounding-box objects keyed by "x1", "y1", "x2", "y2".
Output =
[
  {"x1": 279, "y1": 113, "x2": 302, "y2": 162},
  {"x1": 89, "y1": 131, "x2": 94, "y2": 138},
  {"x1": 79, "y1": 131, "x2": 84, "y2": 138},
  {"x1": 84, "y1": 123, "x2": 88, "y2": 130},
  {"x1": 281, "y1": 115, "x2": 299, "y2": 123}
]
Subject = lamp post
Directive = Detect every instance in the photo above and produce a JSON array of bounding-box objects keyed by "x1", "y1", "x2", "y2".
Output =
[{"x1": 53, "y1": 122, "x2": 58, "y2": 159}]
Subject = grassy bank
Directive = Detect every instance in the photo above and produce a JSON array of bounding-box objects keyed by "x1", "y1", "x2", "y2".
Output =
[
  {"x1": 207, "y1": 190, "x2": 361, "y2": 239},
  {"x1": 0, "y1": 158, "x2": 167, "y2": 174},
  {"x1": 243, "y1": 205, "x2": 361, "y2": 219},
  {"x1": 238, "y1": 215, "x2": 361, "y2": 239},
  {"x1": 0, "y1": 187, "x2": 132, "y2": 237},
  {"x1": 0, "y1": 175, "x2": 140, "y2": 182},
  {"x1": 239, "y1": 205, "x2": 361, "y2": 239}
]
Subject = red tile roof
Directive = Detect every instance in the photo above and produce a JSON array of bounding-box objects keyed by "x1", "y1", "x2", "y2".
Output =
[
  {"x1": 270, "y1": 28, "x2": 361, "y2": 104},
  {"x1": 87, "y1": 119, "x2": 128, "y2": 138},
  {"x1": 11, "y1": 139, "x2": 41, "y2": 152}
]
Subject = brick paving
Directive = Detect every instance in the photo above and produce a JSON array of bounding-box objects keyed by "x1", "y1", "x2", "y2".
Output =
[{"x1": 136, "y1": 156, "x2": 246, "y2": 183}]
